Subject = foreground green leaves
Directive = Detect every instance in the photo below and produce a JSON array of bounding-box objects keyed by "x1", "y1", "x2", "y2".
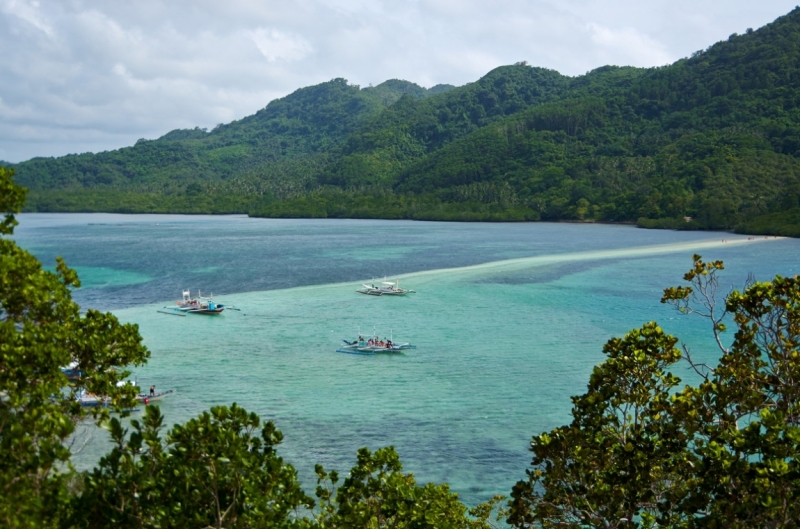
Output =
[
  {"x1": 1, "y1": 167, "x2": 150, "y2": 528},
  {"x1": 314, "y1": 447, "x2": 502, "y2": 529},
  {"x1": 508, "y1": 322, "x2": 689, "y2": 528},
  {"x1": 77, "y1": 404, "x2": 314, "y2": 528},
  {"x1": 509, "y1": 255, "x2": 800, "y2": 528}
]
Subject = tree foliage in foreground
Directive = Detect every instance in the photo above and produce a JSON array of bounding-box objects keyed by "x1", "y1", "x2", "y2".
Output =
[
  {"x1": 0, "y1": 167, "x2": 150, "y2": 528},
  {"x1": 314, "y1": 447, "x2": 502, "y2": 528},
  {"x1": 76, "y1": 404, "x2": 503, "y2": 528},
  {"x1": 74, "y1": 404, "x2": 500, "y2": 528},
  {"x1": 509, "y1": 255, "x2": 800, "y2": 528},
  {"x1": 76, "y1": 404, "x2": 314, "y2": 528}
]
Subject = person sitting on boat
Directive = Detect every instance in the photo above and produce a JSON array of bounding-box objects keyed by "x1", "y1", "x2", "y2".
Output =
[{"x1": 387, "y1": 340, "x2": 393, "y2": 348}]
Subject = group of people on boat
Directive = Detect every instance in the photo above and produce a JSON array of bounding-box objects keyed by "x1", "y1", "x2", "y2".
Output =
[
  {"x1": 345, "y1": 336, "x2": 395, "y2": 348},
  {"x1": 337, "y1": 331, "x2": 415, "y2": 354},
  {"x1": 172, "y1": 290, "x2": 225, "y2": 314},
  {"x1": 366, "y1": 338, "x2": 393, "y2": 348}
]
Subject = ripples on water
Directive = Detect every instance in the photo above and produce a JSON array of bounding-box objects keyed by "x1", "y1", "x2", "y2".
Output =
[{"x1": 13, "y1": 214, "x2": 800, "y2": 505}]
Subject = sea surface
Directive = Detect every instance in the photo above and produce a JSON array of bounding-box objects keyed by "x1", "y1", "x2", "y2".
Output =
[{"x1": 12, "y1": 213, "x2": 800, "y2": 506}]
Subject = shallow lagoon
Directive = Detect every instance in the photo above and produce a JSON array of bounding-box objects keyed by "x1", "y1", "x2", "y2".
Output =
[{"x1": 13, "y1": 214, "x2": 800, "y2": 504}]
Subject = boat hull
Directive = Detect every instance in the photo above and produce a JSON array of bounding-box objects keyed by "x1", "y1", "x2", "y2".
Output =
[
  {"x1": 335, "y1": 348, "x2": 378, "y2": 355},
  {"x1": 161, "y1": 306, "x2": 225, "y2": 315},
  {"x1": 336, "y1": 347, "x2": 404, "y2": 355},
  {"x1": 78, "y1": 389, "x2": 175, "y2": 408},
  {"x1": 336, "y1": 342, "x2": 415, "y2": 355},
  {"x1": 356, "y1": 289, "x2": 383, "y2": 296},
  {"x1": 183, "y1": 307, "x2": 224, "y2": 314}
]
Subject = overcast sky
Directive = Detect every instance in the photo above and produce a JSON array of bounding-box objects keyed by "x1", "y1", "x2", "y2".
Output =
[{"x1": 1, "y1": 0, "x2": 797, "y2": 163}]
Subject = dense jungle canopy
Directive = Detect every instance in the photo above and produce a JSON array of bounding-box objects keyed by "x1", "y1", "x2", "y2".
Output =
[{"x1": 9, "y1": 8, "x2": 800, "y2": 235}]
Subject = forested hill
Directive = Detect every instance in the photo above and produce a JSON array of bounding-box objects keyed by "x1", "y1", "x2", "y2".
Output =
[
  {"x1": 10, "y1": 78, "x2": 455, "y2": 213},
  {"x1": 10, "y1": 7, "x2": 800, "y2": 235}
]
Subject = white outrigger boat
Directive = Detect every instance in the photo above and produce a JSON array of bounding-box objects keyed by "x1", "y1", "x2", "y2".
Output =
[
  {"x1": 336, "y1": 330, "x2": 416, "y2": 355},
  {"x1": 176, "y1": 289, "x2": 225, "y2": 313},
  {"x1": 356, "y1": 278, "x2": 416, "y2": 296},
  {"x1": 74, "y1": 389, "x2": 113, "y2": 408},
  {"x1": 76, "y1": 382, "x2": 175, "y2": 409}
]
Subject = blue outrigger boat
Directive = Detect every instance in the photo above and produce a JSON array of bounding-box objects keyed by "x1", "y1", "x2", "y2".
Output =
[
  {"x1": 158, "y1": 290, "x2": 230, "y2": 316},
  {"x1": 335, "y1": 331, "x2": 416, "y2": 355}
]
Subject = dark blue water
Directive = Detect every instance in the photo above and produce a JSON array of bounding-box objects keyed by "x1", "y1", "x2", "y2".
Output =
[{"x1": 14, "y1": 213, "x2": 742, "y2": 311}]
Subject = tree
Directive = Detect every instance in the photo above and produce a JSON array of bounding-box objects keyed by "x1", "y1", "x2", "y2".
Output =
[
  {"x1": 76, "y1": 404, "x2": 314, "y2": 528},
  {"x1": 507, "y1": 322, "x2": 689, "y2": 528},
  {"x1": 314, "y1": 446, "x2": 503, "y2": 528},
  {"x1": 508, "y1": 255, "x2": 800, "y2": 527},
  {"x1": 663, "y1": 257, "x2": 800, "y2": 526},
  {"x1": 0, "y1": 167, "x2": 150, "y2": 528},
  {"x1": 76, "y1": 405, "x2": 504, "y2": 529}
]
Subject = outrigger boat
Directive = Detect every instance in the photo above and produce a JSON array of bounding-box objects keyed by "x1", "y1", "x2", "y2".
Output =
[
  {"x1": 356, "y1": 278, "x2": 416, "y2": 296},
  {"x1": 75, "y1": 382, "x2": 175, "y2": 408},
  {"x1": 136, "y1": 388, "x2": 176, "y2": 404},
  {"x1": 74, "y1": 389, "x2": 138, "y2": 411},
  {"x1": 176, "y1": 289, "x2": 225, "y2": 313},
  {"x1": 74, "y1": 390, "x2": 114, "y2": 408},
  {"x1": 159, "y1": 290, "x2": 226, "y2": 315},
  {"x1": 122, "y1": 380, "x2": 176, "y2": 404},
  {"x1": 62, "y1": 361, "x2": 85, "y2": 381},
  {"x1": 336, "y1": 330, "x2": 416, "y2": 355}
]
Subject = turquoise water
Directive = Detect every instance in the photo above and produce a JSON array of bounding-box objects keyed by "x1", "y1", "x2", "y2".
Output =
[{"x1": 12, "y1": 214, "x2": 800, "y2": 505}]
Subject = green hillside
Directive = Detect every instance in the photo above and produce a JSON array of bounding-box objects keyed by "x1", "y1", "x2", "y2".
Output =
[
  {"x1": 12, "y1": 79, "x2": 450, "y2": 213},
  {"x1": 318, "y1": 64, "x2": 571, "y2": 188},
  {"x1": 10, "y1": 7, "x2": 800, "y2": 234},
  {"x1": 257, "y1": 8, "x2": 800, "y2": 230}
]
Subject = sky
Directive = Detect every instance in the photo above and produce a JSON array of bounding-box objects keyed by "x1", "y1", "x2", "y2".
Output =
[{"x1": 1, "y1": 0, "x2": 798, "y2": 163}]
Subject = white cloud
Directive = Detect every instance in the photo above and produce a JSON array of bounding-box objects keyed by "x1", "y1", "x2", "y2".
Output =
[
  {"x1": 1, "y1": 0, "x2": 53, "y2": 37},
  {"x1": 112, "y1": 63, "x2": 129, "y2": 77},
  {"x1": 0, "y1": 0, "x2": 798, "y2": 162},
  {"x1": 250, "y1": 28, "x2": 313, "y2": 62},
  {"x1": 587, "y1": 23, "x2": 673, "y2": 68}
]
